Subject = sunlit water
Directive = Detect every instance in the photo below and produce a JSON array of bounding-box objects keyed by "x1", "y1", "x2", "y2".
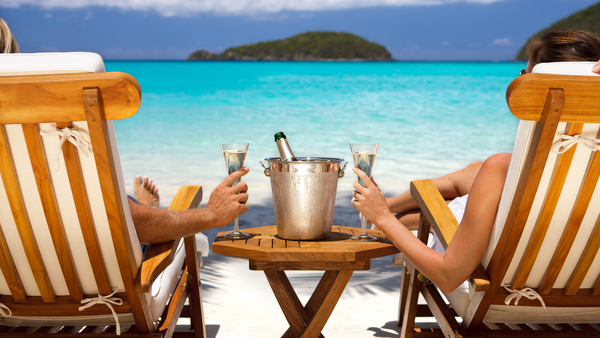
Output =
[{"x1": 106, "y1": 61, "x2": 524, "y2": 215}]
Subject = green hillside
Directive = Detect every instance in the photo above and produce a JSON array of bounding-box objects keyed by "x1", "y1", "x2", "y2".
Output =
[
  {"x1": 188, "y1": 31, "x2": 392, "y2": 61},
  {"x1": 516, "y1": 1, "x2": 600, "y2": 59}
]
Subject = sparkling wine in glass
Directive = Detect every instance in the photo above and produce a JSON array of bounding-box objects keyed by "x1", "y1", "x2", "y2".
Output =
[
  {"x1": 220, "y1": 143, "x2": 251, "y2": 240},
  {"x1": 350, "y1": 143, "x2": 379, "y2": 241}
]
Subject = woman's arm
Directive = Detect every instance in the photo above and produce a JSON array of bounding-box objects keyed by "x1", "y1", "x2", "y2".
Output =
[
  {"x1": 385, "y1": 161, "x2": 483, "y2": 215},
  {"x1": 353, "y1": 153, "x2": 510, "y2": 293}
]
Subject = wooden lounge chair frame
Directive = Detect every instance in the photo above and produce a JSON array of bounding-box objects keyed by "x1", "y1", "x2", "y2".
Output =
[
  {"x1": 0, "y1": 71, "x2": 206, "y2": 337},
  {"x1": 398, "y1": 71, "x2": 600, "y2": 337}
]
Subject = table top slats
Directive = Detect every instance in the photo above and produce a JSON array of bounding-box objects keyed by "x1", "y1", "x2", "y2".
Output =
[
  {"x1": 286, "y1": 240, "x2": 301, "y2": 248},
  {"x1": 272, "y1": 236, "x2": 287, "y2": 249},
  {"x1": 213, "y1": 226, "x2": 399, "y2": 264}
]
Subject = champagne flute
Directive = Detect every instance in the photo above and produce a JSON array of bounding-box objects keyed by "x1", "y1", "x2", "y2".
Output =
[
  {"x1": 350, "y1": 143, "x2": 379, "y2": 241},
  {"x1": 220, "y1": 143, "x2": 252, "y2": 240}
]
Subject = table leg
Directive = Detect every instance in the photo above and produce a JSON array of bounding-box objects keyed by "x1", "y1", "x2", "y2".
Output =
[
  {"x1": 301, "y1": 270, "x2": 353, "y2": 338},
  {"x1": 264, "y1": 270, "x2": 307, "y2": 338},
  {"x1": 266, "y1": 269, "x2": 353, "y2": 338}
]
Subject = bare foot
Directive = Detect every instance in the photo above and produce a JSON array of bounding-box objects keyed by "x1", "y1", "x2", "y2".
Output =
[{"x1": 133, "y1": 175, "x2": 160, "y2": 208}]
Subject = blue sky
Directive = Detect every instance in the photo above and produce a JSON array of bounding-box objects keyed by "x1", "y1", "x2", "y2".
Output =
[{"x1": 1, "y1": 0, "x2": 599, "y2": 60}]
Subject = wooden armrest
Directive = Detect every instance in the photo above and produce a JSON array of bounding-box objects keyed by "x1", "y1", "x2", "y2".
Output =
[
  {"x1": 168, "y1": 186, "x2": 203, "y2": 211},
  {"x1": 135, "y1": 186, "x2": 203, "y2": 292},
  {"x1": 410, "y1": 180, "x2": 459, "y2": 248},
  {"x1": 410, "y1": 180, "x2": 490, "y2": 292},
  {"x1": 470, "y1": 265, "x2": 490, "y2": 292}
]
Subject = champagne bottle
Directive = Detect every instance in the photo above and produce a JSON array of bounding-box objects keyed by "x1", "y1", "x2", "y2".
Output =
[{"x1": 274, "y1": 132, "x2": 298, "y2": 161}]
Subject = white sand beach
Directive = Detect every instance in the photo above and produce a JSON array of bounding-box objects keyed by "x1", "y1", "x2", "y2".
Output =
[{"x1": 199, "y1": 254, "x2": 406, "y2": 338}]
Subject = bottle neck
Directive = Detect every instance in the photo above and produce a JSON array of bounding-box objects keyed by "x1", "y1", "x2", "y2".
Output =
[{"x1": 276, "y1": 138, "x2": 297, "y2": 161}]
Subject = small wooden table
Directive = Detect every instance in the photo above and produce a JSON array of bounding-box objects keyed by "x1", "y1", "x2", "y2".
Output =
[{"x1": 212, "y1": 225, "x2": 399, "y2": 338}]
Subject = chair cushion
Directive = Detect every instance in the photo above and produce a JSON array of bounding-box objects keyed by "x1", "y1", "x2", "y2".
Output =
[{"x1": 0, "y1": 52, "x2": 105, "y2": 76}]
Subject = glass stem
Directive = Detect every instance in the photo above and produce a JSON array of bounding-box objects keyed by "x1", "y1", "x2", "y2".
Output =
[
  {"x1": 234, "y1": 216, "x2": 240, "y2": 232},
  {"x1": 361, "y1": 213, "x2": 367, "y2": 235}
]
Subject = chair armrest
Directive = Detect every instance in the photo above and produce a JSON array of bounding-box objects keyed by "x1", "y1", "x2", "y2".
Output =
[
  {"x1": 135, "y1": 186, "x2": 203, "y2": 293},
  {"x1": 410, "y1": 180, "x2": 459, "y2": 248},
  {"x1": 410, "y1": 180, "x2": 490, "y2": 291}
]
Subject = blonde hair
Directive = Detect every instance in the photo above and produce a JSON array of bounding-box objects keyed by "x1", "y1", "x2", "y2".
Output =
[{"x1": 0, "y1": 19, "x2": 19, "y2": 53}]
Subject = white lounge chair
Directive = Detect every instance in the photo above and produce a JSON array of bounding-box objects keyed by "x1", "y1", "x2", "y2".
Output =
[
  {"x1": 0, "y1": 52, "x2": 208, "y2": 337},
  {"x1": 399, "y1": 62, "x2": 600, "y2": 337}
]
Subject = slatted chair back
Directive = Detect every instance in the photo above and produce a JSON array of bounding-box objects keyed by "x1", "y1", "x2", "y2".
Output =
[
  {"x1": 460, "y1": 62, "x2": 600, "y2": 327},
  {"x1": 0, "y1": 53, "x2": 152, "y2": 332}
]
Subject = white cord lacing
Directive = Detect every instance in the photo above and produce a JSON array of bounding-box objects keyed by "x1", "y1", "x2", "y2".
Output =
[
  {"x1": 551, "y1": 133, "x2": 600, "y2": 154},
  {"x1": 503, "y1": 285, "x2": 546, "y2": 309},
  {"x1": 78, "y1": 288, "x2": 123, "y2": 335},
  {"x1": 0, "y1": 303, "x2": 11, "y2": 317},
  {"x1": 40, "y1": 126, "x2": 91, "y2": 171}
]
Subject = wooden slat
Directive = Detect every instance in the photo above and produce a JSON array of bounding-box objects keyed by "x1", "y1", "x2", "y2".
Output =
[
  {"x1": 0, "y1": 133, "x2": 21, "y2": 309},
  {"x1": 58, "y1": 121, "x2": 111, "y2": 296},
  {"x1": 594, "y1": 264, "x2": 600, "y2": 295},
  {"x1": 421, "y1": 283, "x2": 459, "y2": 338},
  {"x1": 507, "y1": 73, "x2": 600, "y2": 123},
  {"x1": 541, "y1": 128, "x2": 600, "y2": 295},
  {"x1": 0, "y1": 72, "x2": 140, "y2": 125},
  {"x1": 272, "y1": 237, "x2": 286, "y2": 249},
  {"x1": 467, "y1": 88, "x2": 564, "y2": 329},
  {"x1": 158, "y1": 265, "x2": 190, "y2": 336},
  {"x1": 400, "y1": 216, "x2": 430, "y2": 338},
  {"x1": 183, "y1": 235, "x2": 206, "y2": 338},
  {"x1": 0, "y1": 126, "x2": 55, "y2": 302},
  {"x1": 337, "y1": 226, "x2": 356, "y2": 237},
  {"x1": 0, "y1": 293, "x2": 131, "y2": 316},
  {"x1": 0, "y1": 215, "x2": 26, "y2": 302},
  {"x1": 491, "y1": 287, "x2": 600, "y2": 307},
  {"x1": 249, "y1": 260, "x2": 370, "y2": 271},
  {"x1": 134, "y1": 240, "x2": 179, "y2": 293},
  {"x1": 82, "y1": 88, "x2": 153, "y2": 333},
  {"x1": 410, "y1": 180, "x2": 460, "y2": 249},
  {"x1": 512, "y1": 123, "x2": 583, "y2": 289},
  {"x1": 22, "y1": 123, "x2": 84, "y2": 302},
  {"x1": 168, "y1": 186, "x2": 203, "y2": 211}
]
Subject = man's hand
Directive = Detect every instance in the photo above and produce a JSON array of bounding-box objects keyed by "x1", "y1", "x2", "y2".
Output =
[
  {"x1": 594, "y1": 60, "x2": 600, "y2": 73},
  {"x1": 205, "y1": 167, "x2": 249, "y2": 228}
]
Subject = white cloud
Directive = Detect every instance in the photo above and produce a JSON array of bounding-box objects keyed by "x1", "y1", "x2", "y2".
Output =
[
  {"x1": 2, "y1": 0, "x2": 509, "y2": 17},
  {"x1": 492, "y1": 37, "x2": 512, "y2": 46}
]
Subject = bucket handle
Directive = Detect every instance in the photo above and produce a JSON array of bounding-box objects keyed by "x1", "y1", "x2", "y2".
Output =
[
  {"x1": 260, "y1": 161, "x2": 269, "y2": 177},
  {"x1": 339, "y1": 161, "x2": 348, "y2": 178}
]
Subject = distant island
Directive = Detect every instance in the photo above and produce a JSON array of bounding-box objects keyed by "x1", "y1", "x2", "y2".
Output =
[
  {"x1": 187, "y1": 31, "x2": 393, "y2": 61},
  {"x1": 516, "y1": 2, "x2": 600, "y2": 59}
]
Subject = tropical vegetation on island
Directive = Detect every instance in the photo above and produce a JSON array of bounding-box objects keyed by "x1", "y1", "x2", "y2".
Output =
[
  {"x1": 516, "y1": 1, "x2": 600, "y2": 59},
  {"x1": 187, "y1": 31, "x2": 392, "y2": 61}
]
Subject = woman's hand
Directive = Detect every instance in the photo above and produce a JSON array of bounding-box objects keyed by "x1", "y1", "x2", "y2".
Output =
[{"x1": 351, "y1": 166, "x2": 394, "y2": 226}]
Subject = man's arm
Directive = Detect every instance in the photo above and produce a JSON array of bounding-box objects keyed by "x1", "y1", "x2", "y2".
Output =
[{"x1": 131, "y1": 167, "x2": 249, "y2": 244}]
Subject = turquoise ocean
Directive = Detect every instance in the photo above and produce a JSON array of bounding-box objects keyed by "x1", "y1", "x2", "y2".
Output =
[{"x1": 106, "y1": 61, "x2": 525, "y2": 230}]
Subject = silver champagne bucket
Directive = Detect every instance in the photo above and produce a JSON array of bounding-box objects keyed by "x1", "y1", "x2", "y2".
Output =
[{"x1": 261, "y1": 157, "x2": 347, "y2": 240}]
